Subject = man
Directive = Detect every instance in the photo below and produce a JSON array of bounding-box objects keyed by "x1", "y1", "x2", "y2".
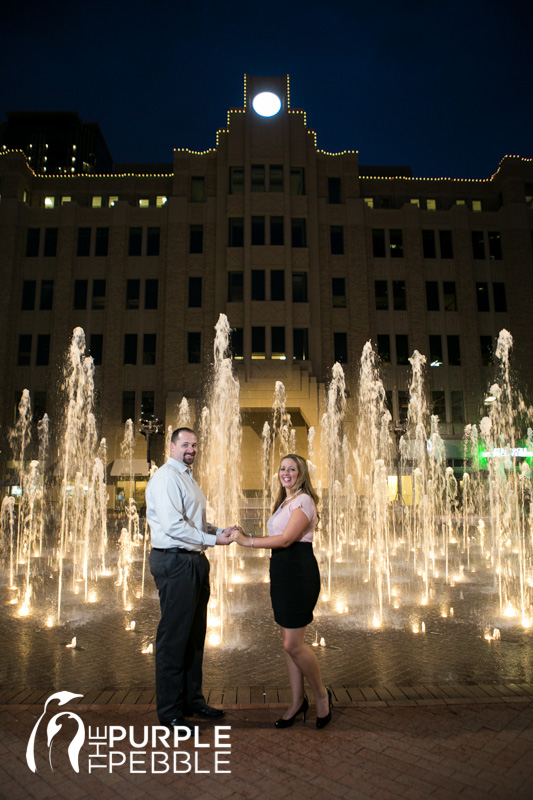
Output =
[{"x1": 146, "y1": 426, "x2": 235, "y2": 731}]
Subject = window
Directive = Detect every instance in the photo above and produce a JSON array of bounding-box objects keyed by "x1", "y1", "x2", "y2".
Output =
[
  {"x1": 292, "y1": 272, "x2": 308, "y2": 302},
  {"x1": 480, "y1": 336, "x2": 493, "y2": 367},
  {"x1": 109, "y1": 195, "x2": 119, "y2": 207},
  {"x1": 43, "y1": 228, "x2": 58, "y2": 257},
  {"x1": 74, "y1": 279, "x2": 88, "y2": 310},
  {"x1": 328, "y1": 177, "x2": 342, "y2": 204},
  {"x1": 443, "y1": 281, "x2": 457, "y2": 311},
  {"x1": 141, "y1": 391, "x2": 155, "y2": 419},
  {"x1": 398, "y1": 390, "x2": 410, "y2": 420},
  {"x1": 92, "y1": 279, "x2": 106, "y2": 310},
  {"x1": 146, "y1": 227, "x2": 160, "y2": 256},
  {"x1": 271, "y1": 327, "x2": 286, "y2": 359},
  {"x1": 230, "y1": 328, "x2": 243, "y2": 360},
  {"x1": 95, "y1": 227, "x2": 109, "y2": 257},
  {"x1": 228, "y1": 218, "x2": 244, "y2": 247},
  {"x1": 429, "y1": 335, "x2": 443, "y2": 366},
  {"x1": 145, "y1": 279, "x2": 159, "y2": 310},
  {"x1": 36, "y1": 334, "x2": 50, "y2": 366},
  {"x1": 476, "y1": 282, "x2": 490, "y2": 312},
  {"x1": 392, "y1": 280, "x2": 406, "y2": 311},
  {"x1": 451, "y1": 390, "x2": 464, "y2": 423},
  {"x1": 126, "y1": 279, "x2": 140, "y2": 310},
  {"x1": 472, "y1": 200, "x2": 482, "y2": 212},
  {"x1": 187, "y1": 332, "x2": 201, "y2": 364},
  {"x1": 377, "y1": 334, "x2": 391, "y2": 365},
  {"x1": 128, "y1": 227, "x2": 142, "y2": 256},
  {"x1": 40, "y1": 280, "x2": 54, "y2": 310},
  {"x1": 372, "y1": 229, "x2": 386, "y2": 257},
  {"x1": 92, "y1": 196, "x2": 102, "y2": 208},
  {"x1": 251, "y1": 216, "x2": 265, "y2": 245},
  {"x1": 330, "y1": 226, "x2": 344, "y2": 255},
  {"x1": 290, "y1": 167, "x2": 305, "y2": 195},
  {"x1": 188, "y1": 277, "x2": 202, "y2": 308},
  {"x1": 432, "y1": 391, "x2": 446, "y2": 420},
  {"x1": 18, "y1": 334, "x2": 32, "y2": 366},
  {"x1": 122, "y1": 391, "x2": 135, "y2": 423},
  {"x1": 251, "y1": 164, "x2": 265, "y2": 192},
  {"x1": 389, "y1": 229, "x2": 403, "y2": 258},
  {"x1": 396, "y1": 334, "x2": 409, "y2": 366},
  {"x1": 189, "y1": 224, "x2": 203, "y2": 254},
  {"x1": 22, "y1": 280, "x2": 36, "y2": 310},
  {"x1": 270, "y1": 216, "x2": 284, "y2": 245},
  {"x1": 77, "y1": 227, "x2": 91, "y2": 257},
  {"x1": 426, "y1": 281, "x2": 439, "y2": 311},
  {"x1": 375, "y1": 280, "x2": 388, "y2": 310},
  {"x1": 271, "y1": 270, "x2": 285, "y2": 301},
  {"x1": 489, "y1": 231, "x2": 502, "y2": 260},
  {"x1": 124, "y1": 334, "x2": 137, "y2": 365},
  {"x1": 228, "y1": 272, "x2": 244, "y2": 302},
  {"x1": 138, "y1": 198, "x2": 149, "y2": 208},
  {"x1": 422, "y1": 230, "x2": 436, "y2": 258},
  {"x1": 334, "y1": 332, "x2": 348, "y2": 364},
  {"x1": 293, "y1": 329, "x2": 309, "y2": 361},
  {"x1": 251, "y1": 270, "x2": 265, "y2": 301},
  {"x1": 291, "y1": 218, "x2": 306, "y2": 247},
  {"x1": 191, "y1": 176, "x2": 205, "y2": 202},
  {"x1": 143, "y1": 334, "x2": 157, "y2": 365},
  {"x1": 26, "y1": 228, "x2": 40, "y2": 257},
  {"x1": 156, "y1": 195, "x2": 167, "y2": 207},
  {"x1": 269, "y1": 164, "x2": 283, "y2": 192},
  {"x1": 332, "y1": 277, "x2": 346, "y2": 308},
  {"x1": 471, "y1": 230, "x2": 485, "y2": 259},
  {"x1": 229, "y1": 167, "x2": 244, "y2": 194},
  {"x1": 44, "y1": 196, "x2": 55, "y2": 208},
  {"x1": 426, "y1": 199, "x2": 437, "y2": 211},
  {"x1": 251, "y1": 327, "x2": 265, "y2": 359},
  {"x1": 447, "y1": 335, "x2": 461, "y2": 366},
  {"x1": 439, "y1": 230, "x2": 453, "y2": 259},
  {"x1": 90, "y1": 334, "x2": 103, "y2": 366},
  {"x1": 493, "y1": 282, "x2": 507, "y2": 312}
]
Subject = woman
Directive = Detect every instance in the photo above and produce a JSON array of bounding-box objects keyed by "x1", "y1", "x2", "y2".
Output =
[{"x1": 231, "y1": 454, "x2": 332, "y2": 729}]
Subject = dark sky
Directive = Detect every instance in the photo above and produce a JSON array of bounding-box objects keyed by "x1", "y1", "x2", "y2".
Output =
[{"x1": 2, "y1": 0, "x2": 531, "y2": 178}]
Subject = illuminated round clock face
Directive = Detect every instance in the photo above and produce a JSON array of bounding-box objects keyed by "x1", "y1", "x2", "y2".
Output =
[{"x1": 252, "y1": 92, "x2": 282, "y2": 117}]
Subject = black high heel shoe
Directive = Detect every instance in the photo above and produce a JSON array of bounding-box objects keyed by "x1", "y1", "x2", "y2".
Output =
[
  {"x1": 316, "y1": 688, "x2": 333, "y2": 729},
  {"x1": 274, "y1": 695, "x2": 309, "y2": 728}
]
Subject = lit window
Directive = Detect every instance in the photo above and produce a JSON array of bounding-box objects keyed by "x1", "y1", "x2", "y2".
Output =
[
  {"x1": 472, "y1": 200, "x2": 482, "y2": 211},
  {"x1": 61, "y1": 196, "x2": 71, "y2": 205},
  {"x1": 139, "y1": 198, "x2": 150, "y2": 208},
  {"x1": 426, "y1": 199, "x2": 436, "y2": 210},
  {"x1": 44, "y1": 196, "x2": 55, "y2": 208},
  {"x1": 109, "y1": 196, "x2": 119, "y2": 207},
  {"x1": 364, "y1": 198, "x2": 374, "y2": 208},
  {"x1": 410, "y1": 199, "x2": 420, "y2": 207},
  {"x1": 92, "y1": 196, "x2": 102, "y2": 208},
  {"x1": 156, "y1": 195, "x2": 167, "y2": 207},
  {"x1": 456, "y1": 199, "x2": 466, "y2": 206}
]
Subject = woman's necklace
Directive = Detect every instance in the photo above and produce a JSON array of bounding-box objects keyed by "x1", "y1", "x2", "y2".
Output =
[{"x1": 282, "y1": 488, "x2": 302, "y2": 507}]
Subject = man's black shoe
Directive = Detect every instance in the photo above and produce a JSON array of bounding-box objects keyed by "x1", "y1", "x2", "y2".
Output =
[
  {"x1": 183, "y1": 704, "x2": 225, "y2": 720},
  {"x1": 159, "y1": 716, "x2": 194, "y2": 733}
]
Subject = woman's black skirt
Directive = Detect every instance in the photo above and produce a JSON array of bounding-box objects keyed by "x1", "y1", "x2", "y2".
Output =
[{"x1": 270, "y1": 542, "x2": 320, "y2": 628}]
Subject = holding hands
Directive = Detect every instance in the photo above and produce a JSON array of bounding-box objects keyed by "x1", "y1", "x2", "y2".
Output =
[{"x1": 230, "y1": 526, "x2": 252, "y2": 546}]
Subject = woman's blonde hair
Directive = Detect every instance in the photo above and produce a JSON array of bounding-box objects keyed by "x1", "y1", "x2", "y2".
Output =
[{"x1": 272, "y1": 454, "x2": 320, "y2": 519}]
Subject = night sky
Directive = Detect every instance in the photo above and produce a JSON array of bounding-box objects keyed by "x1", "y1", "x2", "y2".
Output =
[{"x1": 2, "y1": 0, "x2": 531, "y2": 178}]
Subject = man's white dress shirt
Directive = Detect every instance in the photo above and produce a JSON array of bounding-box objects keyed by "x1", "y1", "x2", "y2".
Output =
[{"x1": 145, "y1": 458, "x2": 222, "y2": 551}]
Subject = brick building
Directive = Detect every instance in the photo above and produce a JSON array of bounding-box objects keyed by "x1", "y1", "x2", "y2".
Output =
[{"x1": 0, "y1": 74, "x2": 532, "y2": 501}]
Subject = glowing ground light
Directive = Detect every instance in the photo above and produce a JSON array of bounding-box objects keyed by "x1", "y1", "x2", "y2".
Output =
[
  {"x1": 141, "y1": 643, "x2": 153, "y2": 654},
  {"x1": 252, "y1": 92, "x2": 282, "y2": 117}
]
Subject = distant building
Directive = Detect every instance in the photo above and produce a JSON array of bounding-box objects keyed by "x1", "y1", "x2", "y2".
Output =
[
  {"x1": 0, "y1": 75, "x2": 532, "y2": 504},
  {"x1": 0, "y1": 111, "x2": 113, "y2": 175}
]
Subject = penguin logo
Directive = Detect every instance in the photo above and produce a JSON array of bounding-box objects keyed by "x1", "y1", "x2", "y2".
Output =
[{"x1": 26, "y1": 691, "x2": 85, "y2": 773}]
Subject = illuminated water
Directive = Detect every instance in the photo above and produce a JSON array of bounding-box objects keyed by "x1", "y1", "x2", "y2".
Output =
[{"x1": 1, "y1": 322, "x2": 532, "y2": 674}]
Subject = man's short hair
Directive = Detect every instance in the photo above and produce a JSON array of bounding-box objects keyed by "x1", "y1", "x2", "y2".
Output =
[{"x1": 171, "y1": 427, "x2": 196, "y2": 445}]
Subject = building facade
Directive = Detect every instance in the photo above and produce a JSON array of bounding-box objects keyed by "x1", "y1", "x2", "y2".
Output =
[{"x1": 1, "y1": 74, "x2": 532, "y2": 501}]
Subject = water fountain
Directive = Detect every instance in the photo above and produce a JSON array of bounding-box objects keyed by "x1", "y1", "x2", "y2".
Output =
[{"x1": 1, "y1": 319, "x2": 532, "y2": 679}]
